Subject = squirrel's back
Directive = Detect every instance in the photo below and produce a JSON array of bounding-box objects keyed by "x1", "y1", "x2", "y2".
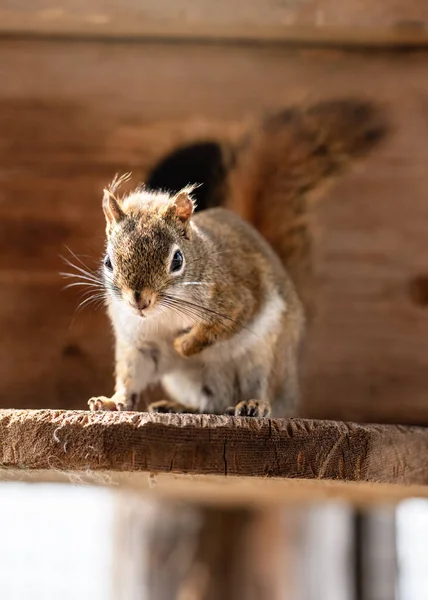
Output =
[
  {"x1": 147, "y1": 99, "x2": 388, "y2": 316},
  {"x1": 194, "y1": 207, "x2": 299, "y2": 302},
  {"x1": 194, "y1": 207, "x2": 284, "y2": 271}
]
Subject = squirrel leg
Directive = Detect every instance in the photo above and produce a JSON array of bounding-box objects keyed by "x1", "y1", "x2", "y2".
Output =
[
  {"x1": 89, "y1": 341, "x2": 158, "y2": 412},
  {"x1": 148, "y1": 400, "x2": 199, "y2": 414}
]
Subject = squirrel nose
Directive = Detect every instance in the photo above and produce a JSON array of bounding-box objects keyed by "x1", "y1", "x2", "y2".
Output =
[{"x1": 132, "y1": 291, "x2": 151, "y2": 311}]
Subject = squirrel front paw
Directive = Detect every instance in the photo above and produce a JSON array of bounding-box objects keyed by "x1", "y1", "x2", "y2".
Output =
[
  {"x1": 228, "y1": 400, "x2": 271, "y2": 418},
  {"x1": 148, "y1": 400, "x2": 197, "y2": 414},
  {"x1": 88, "y1": 392, "x2": 139, "y2": 412},
  {"x1": 173, "y1": 329, "x2": 205, "y2": 358},
  {"x1": 88, "y1": 396, "x2": 123, "y2": 411},
  {"x1": 88, "y1": 395, "x2": 125, "y2": 412}
]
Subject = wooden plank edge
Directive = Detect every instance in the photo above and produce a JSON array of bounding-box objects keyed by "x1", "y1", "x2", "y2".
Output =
[
  {"x1": 1, "y1": 470, "x2": 427, "y2": 507},
  {"x1": 1, "y1": 17, "x2": 428, "y2": 49},
  {"x1": 1, "y1": 410, "x2": 428, "y2": 489}
]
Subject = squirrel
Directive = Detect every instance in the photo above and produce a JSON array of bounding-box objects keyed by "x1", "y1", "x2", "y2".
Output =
[
  {"x1": 85, "y1": 98, "x2": 386, "y2": 418},
  {"x1": 88, "y1": 175, "x2": 304, "y2": 417}
]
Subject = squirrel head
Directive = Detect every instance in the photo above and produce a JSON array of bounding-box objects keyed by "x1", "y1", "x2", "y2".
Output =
[{"x1": 101, "y1": 174, "x2": 200, "y2": 318}]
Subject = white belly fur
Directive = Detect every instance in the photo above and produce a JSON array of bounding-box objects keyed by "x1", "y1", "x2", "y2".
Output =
[{"x1": 110, "y1": 292, "x2": 286, "y2": 413}]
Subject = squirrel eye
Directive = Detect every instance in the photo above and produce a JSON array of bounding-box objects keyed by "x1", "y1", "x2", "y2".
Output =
[
  {"x1": 170, "y1": 250, "x2": 184, "y2": 273},
  {"x1": 104, "y1": 254, "x2": 113, "y2": 270}
]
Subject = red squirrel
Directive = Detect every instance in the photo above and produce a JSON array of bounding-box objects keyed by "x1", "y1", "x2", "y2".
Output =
[
  {"x1": 80, "y1": 99, "x2": 385, "y2": 417},
  {"x1": 88, "y1": 177, "x2": 304, "y2": 417}
]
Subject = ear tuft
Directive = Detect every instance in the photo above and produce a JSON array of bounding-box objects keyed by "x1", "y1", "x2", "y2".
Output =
[
  {"x1": 109, "y1": 172, "x2": 133, "y2": 195},
  {"x1": 102, "y1": 173, "x2": 132, "y2": 228},
  {"x1": 102, "y1": 188, "x2": 125, "y2": 227},
  {"x1": 172, "y1": 185, "x2": 198, "y2": 223}
]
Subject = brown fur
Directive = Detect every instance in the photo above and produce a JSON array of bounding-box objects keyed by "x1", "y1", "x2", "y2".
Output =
[{"x1": 89, "y1": 184, "x2": 304, "y2": 417}]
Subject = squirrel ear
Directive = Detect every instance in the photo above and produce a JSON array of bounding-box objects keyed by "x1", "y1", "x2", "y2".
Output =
[
  {"x1": 172, "y1": 186, "x2": 196, "y2": 223},
  {"x1": 103, "y1": 189, "x2": 125, "y2": 227}
]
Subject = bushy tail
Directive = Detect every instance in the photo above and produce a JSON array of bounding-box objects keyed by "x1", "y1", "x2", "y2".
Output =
[
  {"x1": 225, "y1": 100, "x2": 387, "y2": 313},
  {"x1": 146, "y1": 99, "x2": 388, "y2": 314}
]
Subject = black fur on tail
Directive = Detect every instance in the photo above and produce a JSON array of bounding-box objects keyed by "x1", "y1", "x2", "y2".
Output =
[
  {"x1": 146, "y1": 99, "x2": 387, "y2": 214},
  {"x1": 146, "y1": 141, "x2": 226, "y2": 212}
]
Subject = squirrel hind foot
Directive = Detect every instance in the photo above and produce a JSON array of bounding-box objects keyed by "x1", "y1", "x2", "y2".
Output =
[
  {"x1": 148, "y1": 399, "x2": 198, "y2": 414},
  {"x1": 230, "y1": 400, "x2": 271, "y2": 418}
]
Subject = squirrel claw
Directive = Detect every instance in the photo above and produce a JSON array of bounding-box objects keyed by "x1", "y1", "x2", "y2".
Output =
[
  {"x1": 234, "y1": 400, "x2": 271, "y2": 418},
  {"x1": 148, "y1": 400, "x2": 196, "y2": 414},
  {"x1": 88, "y1": 396, "x2": 123, "y2": 412}
]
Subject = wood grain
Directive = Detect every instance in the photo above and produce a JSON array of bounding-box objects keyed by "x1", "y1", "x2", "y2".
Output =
[
  {"x1": 2, "y1": 410, "x2": 428, "y2": 505},
  {"x1": 1, "y1": 40, "x2": 428, "y2": 424},
  {"x1": 1, "y1": 1, "x2": 428, "y2": 46},
  {"x1": 0, "y1": 281, "x2": 113, "y2": 410}
]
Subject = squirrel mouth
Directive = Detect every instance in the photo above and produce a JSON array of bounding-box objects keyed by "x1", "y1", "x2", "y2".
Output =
[
  {"x1": 127, "y1": 294, "x2": 156, "y2": 318},
  {"x1": 127, "y1": 303, "x2": 146, "y2": 317}
]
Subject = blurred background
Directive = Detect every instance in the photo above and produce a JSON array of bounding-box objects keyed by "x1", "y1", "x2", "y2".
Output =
[{"x1": 1, "y1": 1, "x2": 428, "y2": 598}]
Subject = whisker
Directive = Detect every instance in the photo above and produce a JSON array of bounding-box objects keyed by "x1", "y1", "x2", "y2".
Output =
[
  {"x1": 61, "y1": 248, "x2": 111, "y2": 328},
  {"x1": 176, "y1": 282, "x2": 212, "y2": 287},
  {"x1": 63, "y1": 246, "x2": 96, "y2": 270},
  {"x1": 166, "y1": 306, "x2": 203, "y2": 327},
  {"x1": 60, "y1": 271, "x2": 102, "y2": 283},
  {"x1": 75, "y1": 294, "x2": 107, "y2": 313},
  {"x1": 163, "y1": 295, "x2": 227, "y2": 322},
  {"x1": 60, "y1": 251, "x2": 102, "y2": 282},
  {"x1": 60, "y1": 256, "x2": 93, "y2": 275},
  {"x1": 92, "y1": 298, "x2": 108, "y2": 311},
  {"x1": 63, "y1": 282, "x2": 104, "y2": 290},
  {"x1": 62, "y1": 267, "x2": 100, "y2": 285},
  {"x1": 159, "y1": 303, "x2": 212, "y2": 329},
  {"x1": 68, "y1": 292, "x2": 108, "y2": 329},
  {"x1": 163, "y1": 294, "x2": 260, "y2": 339},
  {"x1": 159, "y1": 298, "x2": 204, "y2": 325}
]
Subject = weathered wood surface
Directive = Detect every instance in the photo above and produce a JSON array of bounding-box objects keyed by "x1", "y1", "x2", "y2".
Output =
[
  {"x1": 1, "y1": 40, "x2": 428, "y2": 424},
  {"x1": 1, "y1": 1, "x2": 428, "y2": 46},
  {"x1": 2, "y1": 410, "x2": 428, "y2": 507}
]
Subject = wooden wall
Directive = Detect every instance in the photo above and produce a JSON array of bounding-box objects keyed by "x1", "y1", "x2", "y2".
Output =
[
  {"x1": 1, "y1": 36, "x2": 428, "y2": 425},
  {"x1": 1, "y1": 1, "x2": 428, "y2": 44}
]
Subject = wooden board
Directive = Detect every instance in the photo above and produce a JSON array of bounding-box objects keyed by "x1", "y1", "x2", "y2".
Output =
[
  {"x1": 2, "y1": 410, "x2": 428, "y2": 506},
  {"x1": 1, "y1": 39, "x2": 428, "y2": 424},
  {"x1": 1, "y1": 1, "x2": 428, "y2": 46}
]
